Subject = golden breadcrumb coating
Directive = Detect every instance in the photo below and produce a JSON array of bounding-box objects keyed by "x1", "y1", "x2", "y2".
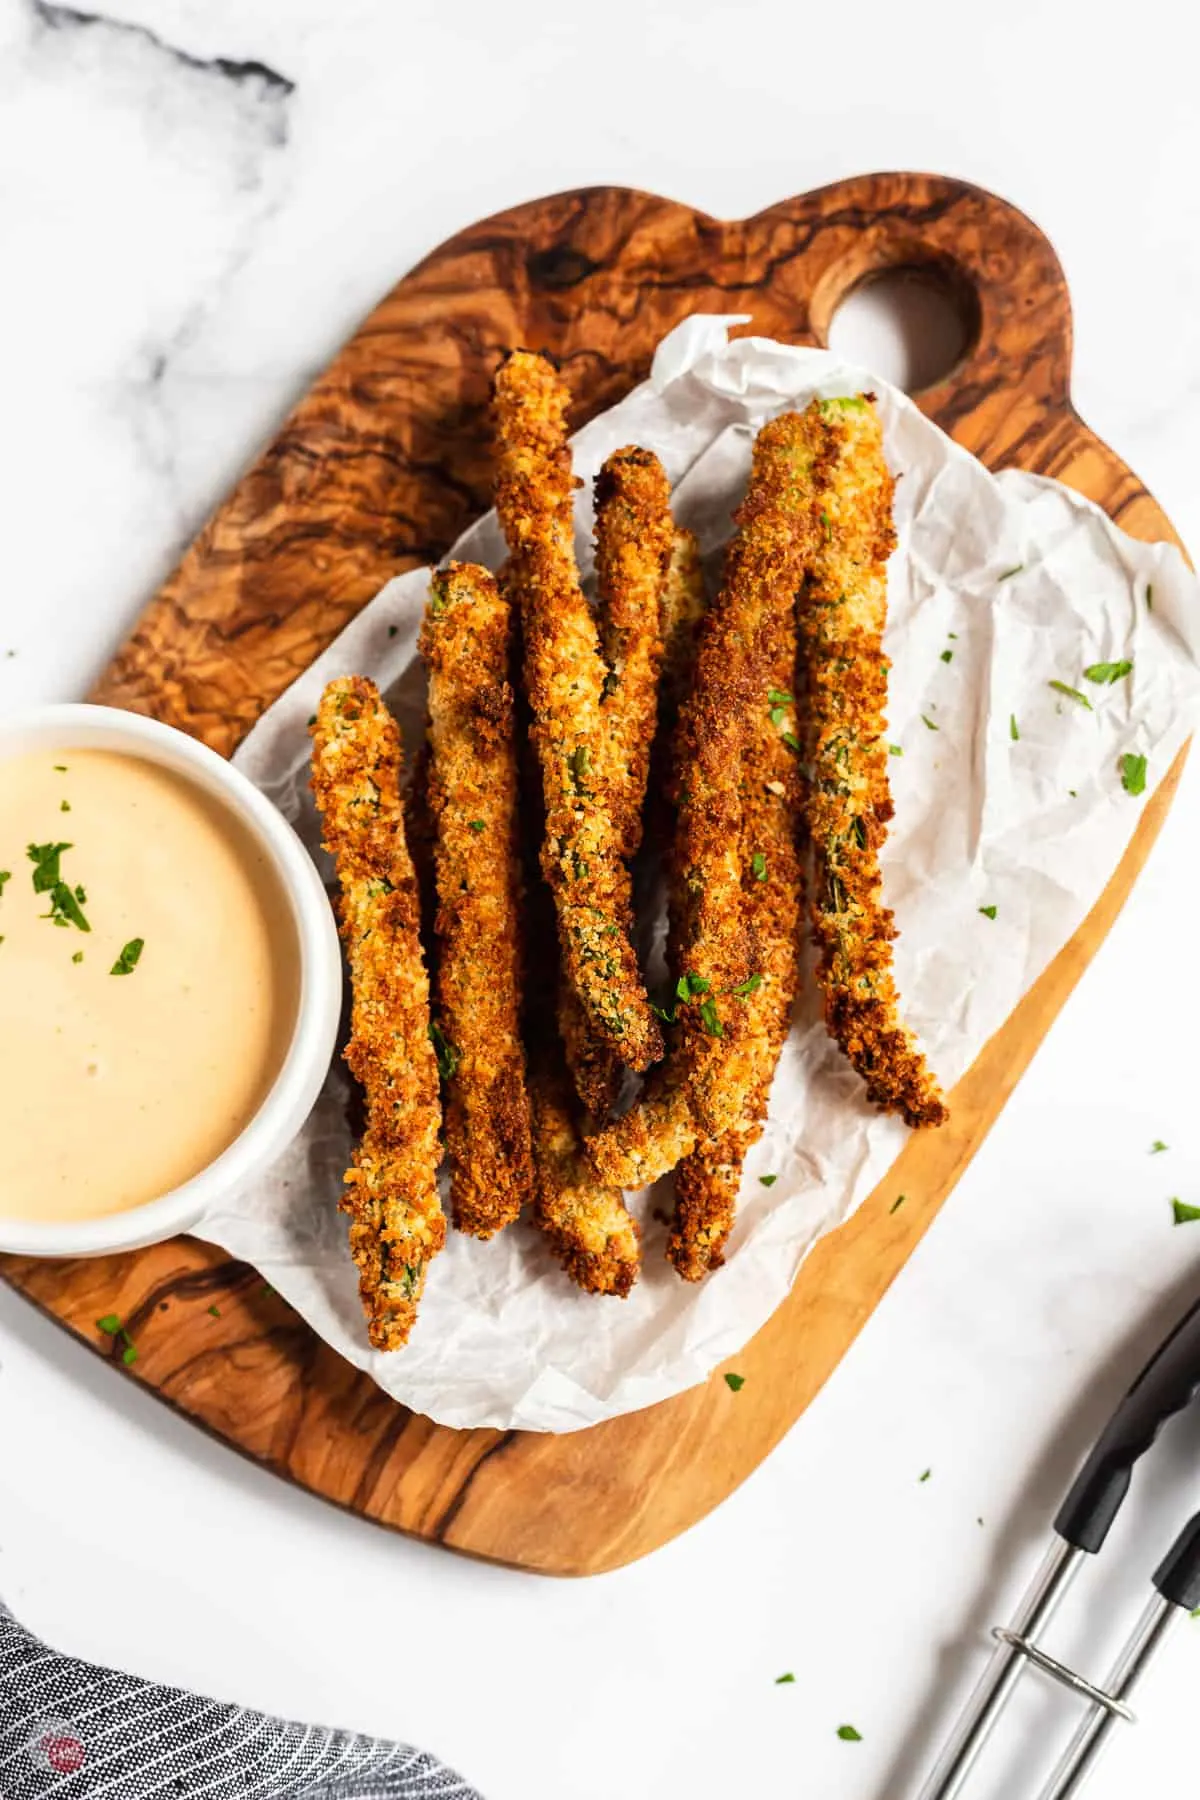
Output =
[
  {"x1": 311, "y1": 677, "x2": 444, "y2": 1351},
  {"x1": 670, "y1": 610, "x2": 804, "y2": 1279},
  {"x1": 593, "y1": 445, "x2": 674, "y2": 855},
  {"x1": 658, "y1": 527, "x2": 706, "y2": 721},
  {"x1": 492, "y1": 350, "x2": 663, "y2": 1074},
  {"x1": 799, "y1": 397, "x2": 947, "y2": 1130},
  {"x1": 421, "y1": 563, "x2": 536, "y2": 1238},
  {"x1": 557, "y1": 980, "x2": 623, "y2": 1120},
  {"x1": 531, "y1": 1059, "x2": 640, "y2": 1297},
  {"x1": 586, "y1": 412, "x2": 819, "y2": 1189}
]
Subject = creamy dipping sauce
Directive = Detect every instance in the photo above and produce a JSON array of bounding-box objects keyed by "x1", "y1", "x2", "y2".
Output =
[{"x1": 0, "y1": 749, "x2": 298, "y2": 1221}]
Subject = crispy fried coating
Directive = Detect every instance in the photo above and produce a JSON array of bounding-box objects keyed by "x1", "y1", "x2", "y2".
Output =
[
  {"x1": 800, "y1": 396, "x2": 947, "y2": 1129},
  {"x1": 421, "y1": 563, "x2": 535, "y2": 1238},
  {"x1": 593, "y1": 446, "x2": 674, "y2": 855},
  {"x1": 658, "y1": 528, "x2": 706, "y2": 721},
  {"x1": 586, "y1": 413, "x2": 819, "y2": 1190},
  {"x1": 492, "y1": 351, "x2": 663, "y2": 1074},
  {"x1": 311, "y1": 677, "x2": 444, "y2": 1351},
  {"x1": 670, "y1": 612, "x2": 804, "y2": 1279},
  {"x1": 531, "y1": 1058, "x2": 640, "y2": 1297}
]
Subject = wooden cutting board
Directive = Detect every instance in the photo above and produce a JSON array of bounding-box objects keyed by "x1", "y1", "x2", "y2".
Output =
[{"x1": 2, "y1": 172, "x2": 1187, "y2": 1576}]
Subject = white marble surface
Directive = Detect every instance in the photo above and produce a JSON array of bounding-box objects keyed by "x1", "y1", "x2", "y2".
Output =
[{"x1": 2, "y1": 1, "x2": 1200, "y2": 1795}]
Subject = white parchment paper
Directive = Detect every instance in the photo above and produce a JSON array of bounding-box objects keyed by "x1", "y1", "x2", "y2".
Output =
[{"x1": 197, "y1": 316, "x2": 1200, "y2": 1432}]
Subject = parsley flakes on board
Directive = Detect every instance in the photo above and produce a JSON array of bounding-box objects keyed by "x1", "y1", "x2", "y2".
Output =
[{"x1": 724, "y1": 1372, "x2": 745, "y2": 1392}]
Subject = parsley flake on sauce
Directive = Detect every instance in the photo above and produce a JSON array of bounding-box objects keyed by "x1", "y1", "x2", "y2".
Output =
[
  {"x1": 1084, "y1": 660, "x2": 1133, "y2": 685},
  {"x1": 724, "y1": 1372, "x2": 745, "y2": 1392},
  {"x1": 1120, "y1": 753, "x2": 1147, "y2": 797},
  {"x1": 0, "y1": 872, "x2": 9, "y2": 895},
  {"x1": 72, "y1": 951, "x2": 83, "y2": 964},
  {"x1": 110, "y1": 938, "x2": 144, "y2": 976},
  {"x1": 1172, "y1": 1199, "x2": 1200, "y2": 1226},
  {"x1": 27, "y1": 841, "x2": 71, "y2": 893},
  {"x1": 1049, "y1": 680, "x2": 1092, "y2": 711}
]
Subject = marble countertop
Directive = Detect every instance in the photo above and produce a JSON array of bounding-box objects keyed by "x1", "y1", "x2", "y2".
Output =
[{"x1": 3, "y1": 2, "x2": 1200, "y2": 1796}]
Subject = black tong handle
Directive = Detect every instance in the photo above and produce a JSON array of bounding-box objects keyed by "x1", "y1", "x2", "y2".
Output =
[{"x1": 1055, "y1": 1292, "x2": 1200, "y2": 1554}]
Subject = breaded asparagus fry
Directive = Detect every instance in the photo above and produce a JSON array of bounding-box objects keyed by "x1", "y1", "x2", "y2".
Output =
[
  {"x1": 586, "y1": 412, "x2": 820, "y2": 1190},
  {"x1": 492, "y1": 351, "x2": 663, "y2": 1073},
  {"x1": 670, "y1": 614, "x2": 804, "y2": 1278},
  {"x1": 311, "y1": 677, "x2": 444, "y2": 1350},
  {"x1": 557, "y1": 981, "x2": 623, "y2": 1120},
  {"x1": 531, "y1": 1059, "x2": 640, "y2": 1297},
  {"x1": 593, "y1": 446, "x2": 674, "y2": 854},
  {"x1": 421, "y1": 563, "x2": 535, "y2": 1238},
  {"x1": 658, "y1": 527, "x2": 706, "y2": 721},
  {"x1": 800, "y1": 396, "x2": 947, "y2": 1129}
]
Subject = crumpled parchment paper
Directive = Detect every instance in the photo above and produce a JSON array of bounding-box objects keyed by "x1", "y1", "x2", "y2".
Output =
[{"x1": 198, "y1": 315, "x2": 1200, "y2": 1432}]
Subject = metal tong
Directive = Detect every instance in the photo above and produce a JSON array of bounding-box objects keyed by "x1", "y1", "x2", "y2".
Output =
[{"x1": 918, "y1": 1288, "x2": 1200, "y2": 1799}]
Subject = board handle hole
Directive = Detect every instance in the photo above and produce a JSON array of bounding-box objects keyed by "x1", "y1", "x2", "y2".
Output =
[{"x1": 825, "y1": 263, "x2": 978, "y2": 395}]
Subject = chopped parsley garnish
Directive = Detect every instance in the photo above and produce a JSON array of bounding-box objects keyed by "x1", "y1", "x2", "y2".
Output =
[
  {"x1": 60, "y1": 799, "x2": 70, "y2": 812},
  {"x1": 207, "y1": 1304, "x2": 221, "y2": 1319},
  {"x1": 751, "y1": 851, "x2": 768, "y2": 882},
  {"x1": 768, "y1": 689, "x2": 793, "y2": 706},
  {"x1": 1084, "y1": 660, "x2": 1133, "y2": 685},
  {"x1": 1147, "y1": 584, "x2": 1154, "y2": 610},
  {"x1": 889, "y1": 743, "x2": 903, "y2": 756},
  {"x1": 940, "y1": 649, "x2": 953, "y2": 664},
  {"x1": 677, "y1": 972, "x2": 710, "y2": 998},
  {"x1": 921, "y1": 714, "x2": 938, "y2": 732},
  {"x1": 997, "y1": 564, "x2": 1024, "y2": 581},
  {"x1": 27, "y1": 840, "x2": 71, "y2": 892},
  {"x1": 890, "y1": 1194, "x2": 906, "y2": 1214},
  {"x1": 782, "y1": 731, "x2": 802, "y2": 754},
  {"x1": 1151, "y1": 1140, "x2": 1168, "y2": 1154},
  {"x1": 820, "y1": 508, "x2": 832, "y2": 539},
  {"x1": 53, "y1": 764, "x2": 67, "y2": 772},
  {"x1": 919, "y1": 1468, "x2": 932, "y2": 1482},
  {"x1": 699, "y1": 997, "x2": 723, "y2": 1037},
  {"x1": 837, "y1": 1725, "x2": 863, "y2": 1742},
  {"x1": 388, "y1": 624, "x2": 398, "y2": 638},
  {"x1": 44, "y1": 884, "x2": 90, "y2": 932},
  {"x1": 429, "y1": 1021, "x2": 460, "y2": 1080},
  {"x1": 1048, "y1": 680, "x2": 1092, "y2": 711},
  {"x1": 724, "y1": 1372, "x2": 745, "y2": 1392},
  {"x1": 979, "y1": 904, "x2": 997, "y2": 920},
  {"x1": 72, "y1": 951, "x2": 83, "y2": 964},
  {"x1": 1010, "y1": 713, "x2": 1020, "y2": 741},
  {"x1": 775, "y1": 1672, "x2": 796, "y2": 1685},
  {"x1": 1120, "y1": 752, "x2": 1147, "y2": 796},
  {"x1": 948, "y1": 632, "x2": 958, "y2": 640},
  {"x1": 468, "y1": 819, "x2": 486, "y2": 833},
  {"x1": 307, "y1": 714, "x2": 317, "y2": 727},
  {"x1": 732, "y1": 972, "x2": 763, "y2": 996},
  {"x1": 96, "y1": 1313, "x2": 137, "y2": 1365},
  {"x1": 568, "y1": 743, "x2": 590, "y2": 788},
  {"x1": 1172, "y1": 1199, "x2": 1200, "y2": 1226},
  {"x1": 110, "y1": 938, "x2": 144, "y2": 976},
  {"x1": 0, "y1": 871, "x2": 8, "y2": 894},
  {"x1": 759, "y1": 1174, "x2": 778, "y2": 1187}
]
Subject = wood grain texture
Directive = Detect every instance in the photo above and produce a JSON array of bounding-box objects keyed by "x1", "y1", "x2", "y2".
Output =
[{"x1": 3, "y1": 172, "x2": 1189, "y2": 1575}]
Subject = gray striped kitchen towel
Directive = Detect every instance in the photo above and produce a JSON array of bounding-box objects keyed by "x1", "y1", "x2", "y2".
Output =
[{"x1": 0, "y1": 1599, "x2": 484, "y2": 1798}]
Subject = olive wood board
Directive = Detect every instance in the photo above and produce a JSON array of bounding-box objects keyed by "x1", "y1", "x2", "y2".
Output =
[{"x1": 2, "y1": 172, "x2": 1188, "y2": 1576}]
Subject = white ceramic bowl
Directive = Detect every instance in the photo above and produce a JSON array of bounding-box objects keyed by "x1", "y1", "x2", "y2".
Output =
[{"x1": 0, "y1": 704, "x2": 342, "y2": 1257}]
